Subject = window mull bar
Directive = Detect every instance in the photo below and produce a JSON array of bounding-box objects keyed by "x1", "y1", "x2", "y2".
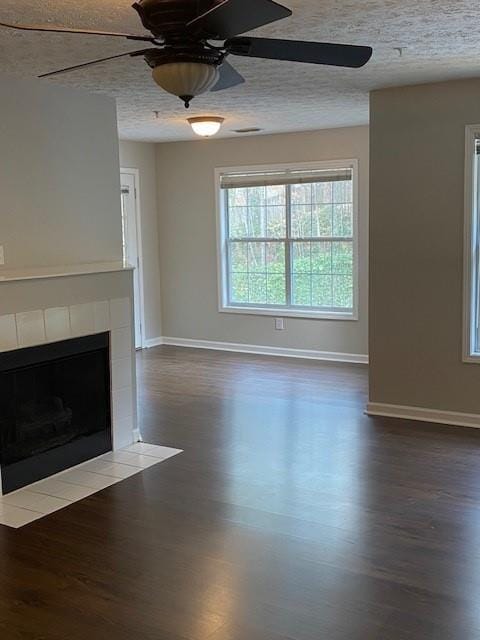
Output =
[{"x1": 220, "y1": 167, "x2": 353, "y2": 189}]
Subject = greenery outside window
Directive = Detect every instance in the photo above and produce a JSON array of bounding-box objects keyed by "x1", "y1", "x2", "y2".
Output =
[{"x1": 216, "y1": 160, "x2": 359, "y2": 320}]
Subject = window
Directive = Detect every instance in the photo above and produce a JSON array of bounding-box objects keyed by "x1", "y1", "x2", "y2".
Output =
[
  {"x1": 216, "y1": 161, "x2": 359, "y2": 319},
  {"x1": 464, "y1": 126, "x2": 480, "y2": 360}
]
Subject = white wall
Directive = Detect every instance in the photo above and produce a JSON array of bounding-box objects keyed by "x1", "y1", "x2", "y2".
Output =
[
  {"x1": 155, "y1": 126, "x2": 369, "y2": 357},
  {"x1": 0, "y1": 74, "x2": 122, "y2": 270},
  {"x1": 119, "y1": 141, "x2": 162, "y2": 342}
]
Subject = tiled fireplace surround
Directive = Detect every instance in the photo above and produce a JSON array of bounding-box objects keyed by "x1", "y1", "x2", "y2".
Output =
[{"x1": 0, "y1": 264, "x2": 138, "y2": 496}]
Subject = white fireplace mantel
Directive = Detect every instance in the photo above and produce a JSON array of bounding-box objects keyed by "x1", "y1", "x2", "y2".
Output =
[{"x1": 0, "y1": 261, "x2": 134, "y2": 283}]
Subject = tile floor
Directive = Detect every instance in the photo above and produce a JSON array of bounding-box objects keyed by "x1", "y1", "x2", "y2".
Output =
[{"x1": 0, "y1": 443, "x2": 182, "y2": 528}]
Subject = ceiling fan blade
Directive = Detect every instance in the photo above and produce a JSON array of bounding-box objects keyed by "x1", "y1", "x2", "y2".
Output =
[
  {"x1": 38, "y1": 49, "x2": 152, "y2": 79},
  {"x1": 211, "y1": 61, "x2": 245, "y2": 91},
  {"x1": 187, "y1": 0, "x2": 292, "y2": 40},
  {"x1": 226, "y1": 37, "x2": 373, "y2": 68},
  {"x1": 0, "y1": 20, "x2": 154, "y2": 42}
]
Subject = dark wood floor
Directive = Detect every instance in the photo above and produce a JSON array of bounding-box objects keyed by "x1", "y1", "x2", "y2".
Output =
[{"x1": 2, "y1": 346, "x2": 480, "y2": 639}]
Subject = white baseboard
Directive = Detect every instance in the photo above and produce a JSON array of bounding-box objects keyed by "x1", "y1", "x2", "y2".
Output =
[
  {"x1": 144, "y1": 337, "x2": 164, "y2": 348},
  {"x1": 161, "y1": 336, "x2": 368, "y2": 364},
  {"x1": 366, "y1": 402, "x2": 480, "y2": 429}
]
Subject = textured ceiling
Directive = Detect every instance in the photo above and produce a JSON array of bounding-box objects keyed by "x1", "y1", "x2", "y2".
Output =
[{"x1": 0, "y1": 1, "x2": 479, "y2": 141}]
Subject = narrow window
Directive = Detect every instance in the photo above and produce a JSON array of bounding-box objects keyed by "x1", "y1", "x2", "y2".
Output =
[{"x1": 465, "y1": 127, "x2": 480, "y2": 359}]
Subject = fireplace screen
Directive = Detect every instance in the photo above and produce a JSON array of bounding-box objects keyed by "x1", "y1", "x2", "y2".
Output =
[{"x1": 0, "y1": 333, "x2": 112, "y2": 493}]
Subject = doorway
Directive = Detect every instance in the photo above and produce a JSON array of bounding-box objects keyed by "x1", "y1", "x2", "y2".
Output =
[{"x1": 120, "y1": 169, "x2": 144, "y2": 350}]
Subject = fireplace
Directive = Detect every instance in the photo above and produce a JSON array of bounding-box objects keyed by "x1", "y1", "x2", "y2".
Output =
[{"x1": 0, "y1": 333, "x2": 112, "y2": 493}]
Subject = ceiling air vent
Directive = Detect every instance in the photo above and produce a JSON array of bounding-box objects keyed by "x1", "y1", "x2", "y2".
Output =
[{"x1": 233, "y1": 128, "x2": 263, "y2": 134}]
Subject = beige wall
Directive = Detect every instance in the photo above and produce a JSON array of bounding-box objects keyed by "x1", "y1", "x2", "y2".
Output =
[
  {"x1": 0, "y1": 74, "x2": 122, "y2": 270},
  {"x1": 155, "y1": 126, "x2": 369, "y2": 355},
  {"x1": 119, "y1": 141, "x2": 162, "y2": 341},
  {"x1": 369, "y1": 78, "x2": 480, "y2": 412}
]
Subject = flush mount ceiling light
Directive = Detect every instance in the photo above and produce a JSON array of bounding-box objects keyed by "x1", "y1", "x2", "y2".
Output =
[{"x1": 188, "y1": 116, "x2": 225, "y2": 137}]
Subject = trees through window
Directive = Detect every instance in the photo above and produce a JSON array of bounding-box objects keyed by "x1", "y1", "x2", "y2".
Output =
[{"x1": 217, "y1": 162, "x2": 358, "y2": 318}]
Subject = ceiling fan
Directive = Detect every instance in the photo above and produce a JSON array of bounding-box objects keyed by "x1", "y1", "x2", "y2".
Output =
[{"x1": 0, "y1": 0, "x2": 373, "y2": 108}]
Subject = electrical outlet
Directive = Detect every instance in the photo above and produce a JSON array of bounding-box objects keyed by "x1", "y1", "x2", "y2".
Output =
[
  {"x1": 275, "y1": 318, "x2": 285, "y2": 331},
  {"x1": 0, "y1": 245, "x2": 4, "y2": 266}
]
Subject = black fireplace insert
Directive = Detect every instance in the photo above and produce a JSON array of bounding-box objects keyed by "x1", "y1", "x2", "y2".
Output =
[{"x1": 0, "y1": 333, "x2": 112, "y2": 494}]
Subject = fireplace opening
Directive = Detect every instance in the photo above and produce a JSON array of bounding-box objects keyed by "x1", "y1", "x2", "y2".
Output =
[{"x1": 0, "y1": 333, "x2": 112, "y2": 494}]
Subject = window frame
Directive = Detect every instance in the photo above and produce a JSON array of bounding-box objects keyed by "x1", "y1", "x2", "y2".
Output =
[
  {"x1": 215, "y1": 159, "x2": 359, "y2": 321},
  {"x1": 463, "y1": 125, "x2": 480, "y2": 361}
]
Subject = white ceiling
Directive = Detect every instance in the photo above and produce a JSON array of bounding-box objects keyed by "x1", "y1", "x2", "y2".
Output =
[{"x1": 0, "y1": 1, "x2": 479, "y2": 142}]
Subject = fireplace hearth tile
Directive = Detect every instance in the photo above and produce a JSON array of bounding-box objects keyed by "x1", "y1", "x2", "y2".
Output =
[
  {"x1": 112, "y1": 357, "x2": 133, "y2": 391},
  {"x1": 93, "y1": 301, "x2": 110, "y2": 332},
  {"x1": 112, "y1": 387, "x2": 134, "y2": 423},
  {"x1": 102, "y1": 450, "x2": 160, "y2": 468},
  {"x1": 109, "y1": 298, "x2": 131, "y2": 330},
  {"x1": 112, "y1": 416, "x2": 136, "y2": 450},
  {"x1": 16, "y1": 310, "x2": 46, "y2": 347},
  {"x1": 1, "y1": 490, "x2": 70, "y2": 515},
  {"x1": 28, "y1": 478, "x2": 97, "y2": 502},
  {"x1": 80, "y1": 460, "x2": 140, "y2": 479},
  {"x1": 58, "y1": 469, "x2": 118, "y2": 490},
  {"x1": 111, "y1": 327, "x2": 132, "y2": 359},
  {"x1": 69, "y1": 303, "x2": 95, "y2": 337},
  {"x1": 0, "y1": 444, "x2": 183, "y2": 529},
  {"x1": 0, "y1": 503, "x2": 42, "y2": 528},
  {"x1": 126, "y1": 443, "x2": 183, "y2": 461},
  {"x1": 0, "y1": 315, "x2": 18, "y2": 351},
  {"x1": 44, "y1": 307, "x2": 70, "y2": 343}
]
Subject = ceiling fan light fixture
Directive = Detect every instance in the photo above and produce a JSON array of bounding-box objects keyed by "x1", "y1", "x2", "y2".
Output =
[
  {"x1": 2, "y1": 0, "x2": 374, "y2": 115},
  {"x1": 152, "y1": 62, "x2": 219, "y2": 107},
  {"x1": 188, "y1": 116, "x2": 225, "y2": 137}
]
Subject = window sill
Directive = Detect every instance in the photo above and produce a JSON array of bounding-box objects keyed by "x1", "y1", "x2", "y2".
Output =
[
  {"x1": 219, "y1": 305, "x2": 357, "y2": 321},
  {"x1": 463, "y1": 352, "x2": 480, "y2": 363}
]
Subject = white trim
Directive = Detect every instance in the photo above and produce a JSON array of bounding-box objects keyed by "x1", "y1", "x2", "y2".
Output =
[
  {"x1": 144, "y1": 336, "x2": 164, "y2": 348},
  {"x1": 0, "y1": 261, "x2": 134, "y2": 283},
  {"x1": 463, "y1": 126, "x2": 480, "y2": 362},
  {"x1": 121, "y1": 168, "x2": 146, "y2": 350},
  {"x1": 214, "y1": 159, "x2": 360, "y2": 322},
  {"x1": 132, "y1": 429, "x2": 143, "y2": 442},
  {"x1": 219, "y1": 305, "x2": 356, "y2": 321},
  {"x1": 162, "y1": 336, "x2": 368, "y2": 364},
  {"x1": 366, "y1": 402, "x2": 480, "y2": 429},
  {"x1": 215, "y1": 167, "x2": 227, "y2": 320}
]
